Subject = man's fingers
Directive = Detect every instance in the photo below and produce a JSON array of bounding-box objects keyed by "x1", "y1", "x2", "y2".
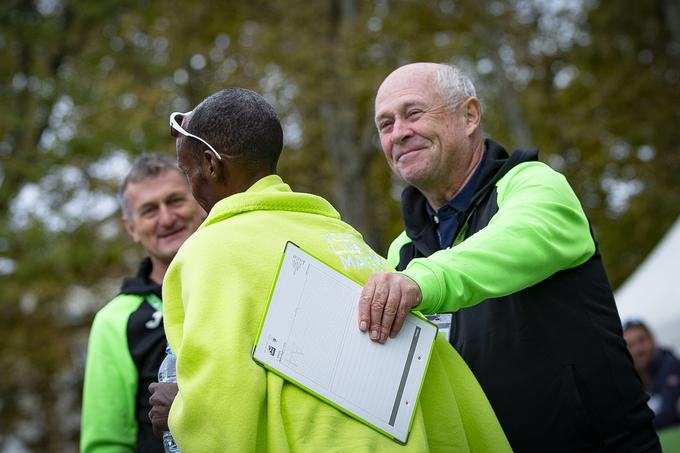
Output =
[
  {"x1": 389, "y1": 302, "x2": 410, "y2": 338},
  {"x1": 358, "y1": 276, "x2": 376, "y2": 332},
  {"x1": 148, "y1": 382, "x2": 178, "y2": 439},
  {"x1": 379, "y1": 283, "x2": 401, "y2": 343},
  {"x1": 148, "y1": 383, "x2": 160, "y2": 405},
  {"x1": 359, "y1": 273, "x2": 424, "y2": 342},
  {"x1": 149, "y1": 399, "x2": 170, "y2": 437},
  {"x1": 149, "y1": 406, "x2": 161, "y2": 420},
  {"x1": 369, "y1": 277, "x2": 388, "y2": 341},
  {"x1": 390, "y1": 279, "x2": 421, "y2": 337},
  {"x1": 150, "y1": 413, "x2": 167, "y2": 438}
]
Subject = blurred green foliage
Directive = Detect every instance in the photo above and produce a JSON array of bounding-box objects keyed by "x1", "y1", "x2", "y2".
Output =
[{"x1": 1, "y1": 0, "x2": 678, "y2": 450}]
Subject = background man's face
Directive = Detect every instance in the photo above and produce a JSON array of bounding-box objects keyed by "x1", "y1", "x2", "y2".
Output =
[
  {"x1": 374, "y1": 66, "x2": 468, "y2": 190},
  {"x1": 624, "y1": 326, "x2": 656, "y2": 371},
  {"x1": 123, "y1": 169, "x2": 205, "y2": 265}
]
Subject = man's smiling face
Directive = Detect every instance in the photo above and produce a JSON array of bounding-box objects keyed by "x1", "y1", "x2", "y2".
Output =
[
  {"x1": 374, "y1": 65, "x2": 469, "y2": 191},
  {"x1": 123, "y1": 169, "x2": 204, "y2": 267}
]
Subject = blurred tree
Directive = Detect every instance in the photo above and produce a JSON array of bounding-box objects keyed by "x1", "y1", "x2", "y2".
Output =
[
  {"x1": 524, "y1": 0, "x2": 680, "y2": 285},
  {"x1": 0, "y1": 0, "x2": 678, "y2": 450},
  {"x1": 0, "y1": 0, "x2": 193, "y2": 449}
]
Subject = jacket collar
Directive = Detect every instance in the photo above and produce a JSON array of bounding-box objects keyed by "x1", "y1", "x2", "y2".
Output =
[
  {"x1": 401, "y1": 139, "x2": 538, "y2": 254},
  {"x1": 119, "y1": 257, "x2": 163, "y2": 298},
  {"x1": 201, "y1": 174, "x2": 341, "y2": 229}
]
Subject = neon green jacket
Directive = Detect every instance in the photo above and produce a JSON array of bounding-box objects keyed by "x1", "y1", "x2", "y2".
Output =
[
  {"x1": 163, "y1": 175, "x2": 511, "y2": 452},
  {"x1": 388, "y1": 160, "x2": 596, "y2": 312},
  {"x1": 81, "y1": 286, "x2": 165, "y2": 453}
]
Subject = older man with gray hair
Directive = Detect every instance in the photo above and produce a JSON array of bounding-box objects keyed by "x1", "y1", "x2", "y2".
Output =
[
  {"x1": 360, "y1": 62, "x2": 660, "y2": 452},
  {"x1": 81, "y1": 153, "x2": 204, "y2": 452}
]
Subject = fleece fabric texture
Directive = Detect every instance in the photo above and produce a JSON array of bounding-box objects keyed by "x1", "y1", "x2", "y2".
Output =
[{"x1": 162, "y1": 175, "x2": 510, "y2": 452}]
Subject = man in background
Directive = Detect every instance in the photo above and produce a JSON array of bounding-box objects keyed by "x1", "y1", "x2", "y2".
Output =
[
  {"x1": 624, "y1": 319, "x2": 680, "y2": 430},
  {"x1": 360, "y1": 62, "x2": 659, "y2": 452},
  {"x1": 81, "y1": 153, "x2": 204, "y2": 452}
]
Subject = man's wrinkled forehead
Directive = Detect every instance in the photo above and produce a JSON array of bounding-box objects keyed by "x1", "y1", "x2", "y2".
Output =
[
  {"x1": 374, "y1": 66, "x2": 438, "y2": 118},
  {"x1": 125, "y1": 168, "x2": 190, "y2": 205}
]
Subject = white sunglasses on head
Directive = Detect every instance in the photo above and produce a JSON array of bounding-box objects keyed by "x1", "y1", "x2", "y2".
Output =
[{"x1": 169, "y1": 110, "x2": 222, "y2": 161}]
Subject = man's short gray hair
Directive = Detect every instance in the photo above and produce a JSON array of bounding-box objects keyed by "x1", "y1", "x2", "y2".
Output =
[
  {"x1": 119, "y1": 153, "x2": 182, "y2": 221},
  {"x1": 435, "y1": 64, "x2": 479, "y2": 111}
]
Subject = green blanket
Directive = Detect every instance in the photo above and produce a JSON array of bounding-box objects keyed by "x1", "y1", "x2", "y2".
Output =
[{"x1": 163, "y1": 175, "x2": 511, "y2": 452}]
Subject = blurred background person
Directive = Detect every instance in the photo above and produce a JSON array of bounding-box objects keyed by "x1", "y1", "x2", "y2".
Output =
[
  {"x1": 80, "y1": 153, "x2": 204, "y2": 452},
  {"x1": 624, "y1": 319, "x2": 680, "y2": 430}
]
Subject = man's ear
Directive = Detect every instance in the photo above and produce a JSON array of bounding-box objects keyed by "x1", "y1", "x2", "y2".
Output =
[
  {"x1": 463, "y1": 97, "x2": 481, "y2": 136},
  {"x1": 201, "y1": 150, "x2": 222, "y2": 180},
  {"x1": 123, "y1": 216, "x2": 140, "y2": 243}
]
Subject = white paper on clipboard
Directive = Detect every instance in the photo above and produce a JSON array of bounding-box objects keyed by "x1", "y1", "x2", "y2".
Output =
[{"x1": 252, "y1": 242, "x2": 437, "y2": 443}]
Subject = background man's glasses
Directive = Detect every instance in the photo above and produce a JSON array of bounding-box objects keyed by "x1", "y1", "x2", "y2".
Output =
[{"x1": 169, "y1": 111, "x2": 222, "y2": 161}]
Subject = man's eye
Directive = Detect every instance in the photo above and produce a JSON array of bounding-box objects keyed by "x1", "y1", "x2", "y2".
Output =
[
  {"x1": 407, "y1": 110, "x2": 422, "y2": 118},
  {"x1": 139, "y1": 207, "x2": 157, "y2": 217},
  {"x1": 379, "y1": 121, "x2": 393, "y2": 132}
]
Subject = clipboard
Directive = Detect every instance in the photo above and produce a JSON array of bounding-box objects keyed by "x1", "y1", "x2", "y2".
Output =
[{"x1": 252, "y1": 241, "x2": 437, "y2": 443}]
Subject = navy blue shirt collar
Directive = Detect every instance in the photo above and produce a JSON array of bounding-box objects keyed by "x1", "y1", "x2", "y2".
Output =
[{"x1": 425, "y1": 150, "x2": 487, "y2": 247}]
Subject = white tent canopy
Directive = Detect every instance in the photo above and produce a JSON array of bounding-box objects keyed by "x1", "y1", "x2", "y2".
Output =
[{"x1": 615, "y1": 215, "x2": 680, "y2": 354}]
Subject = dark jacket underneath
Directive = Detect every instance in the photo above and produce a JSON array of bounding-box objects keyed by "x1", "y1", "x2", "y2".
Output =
[{"x1": 121, "y1": 258, "x2": 166, "y2": 453}]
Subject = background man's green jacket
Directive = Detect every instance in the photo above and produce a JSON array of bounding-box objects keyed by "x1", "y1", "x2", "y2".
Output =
[{"x1": 81, "y1": 258, "x2": 165, "y2": 453}]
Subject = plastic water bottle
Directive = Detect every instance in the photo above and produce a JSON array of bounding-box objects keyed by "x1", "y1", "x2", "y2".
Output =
[{"x1": 158, "y1": 345, "x2": 180, "y2": 453}]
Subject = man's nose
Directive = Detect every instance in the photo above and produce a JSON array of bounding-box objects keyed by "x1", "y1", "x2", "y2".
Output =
[
  {"x1": 392, "y1": 118, "x2": 413, "y2": 144},
  {"x1": 157, "y1": 204, "x2": 176, "y2": 227}
]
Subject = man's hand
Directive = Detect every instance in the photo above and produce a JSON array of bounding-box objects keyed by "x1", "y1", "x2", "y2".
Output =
[
  {"x1": 358, "y1": 272, "x2": 422, "y2": 343},
  {"x1": 148, "y1": 382, "x2": 178, "y2": 438}
]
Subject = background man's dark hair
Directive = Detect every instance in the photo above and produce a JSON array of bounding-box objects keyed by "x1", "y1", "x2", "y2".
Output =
[
  {"x1": 623, "y1": 319, "x2": 653, "y2": 337},
  {"x1": 119, "y1": 152, "x2": 182, "y2": 220},
  {"x1": 187, "y1": 88, "x2": 284, "y2": 171}
]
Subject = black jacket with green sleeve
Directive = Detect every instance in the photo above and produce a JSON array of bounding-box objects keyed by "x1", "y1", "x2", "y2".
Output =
[
  {"x1": 389, "y1": 140, "x2": 657, "y2": 452},
  {"x1": 81, "y1": 258, "x2": 165, "y2": 453}
]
